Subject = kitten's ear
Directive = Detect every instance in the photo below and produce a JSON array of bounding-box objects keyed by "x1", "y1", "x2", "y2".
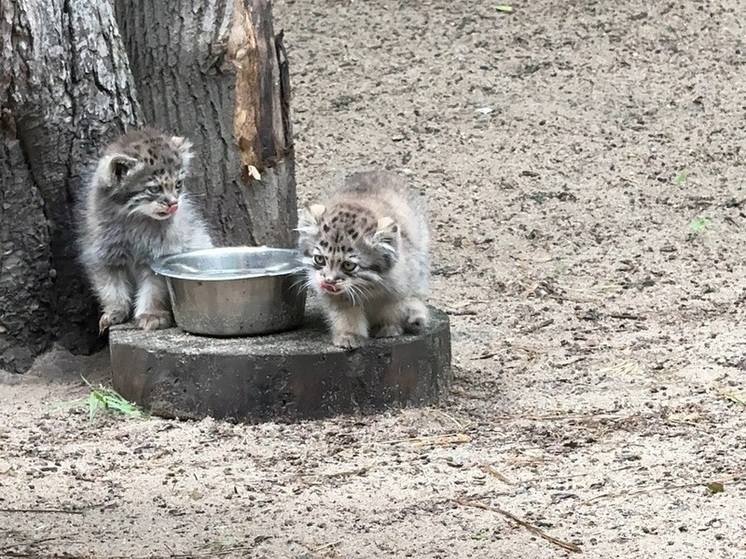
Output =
[
  {"x1": 309, "y1": 204, "x2": 326, "y2": 221},
  {"x1": 171, "y1": 136, "x2": 194, "y2": 169},
  {"x1": 96, "y1": 154, "x2": 139, "y2": 188},
  {"x1": 296, "y1": 205, "x2": 323, "y2": 239},
  {"x1": 373, "y1": 216, "x2": 400, "y2": 245}
]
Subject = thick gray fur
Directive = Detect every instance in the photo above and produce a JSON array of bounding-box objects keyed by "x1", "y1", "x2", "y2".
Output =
[
  {"x1": 77, "y1": 128, "x2": 214, "y2": 332},
  {"x1": 297, "y1": 170, "x2": 431, "y2": 349}
]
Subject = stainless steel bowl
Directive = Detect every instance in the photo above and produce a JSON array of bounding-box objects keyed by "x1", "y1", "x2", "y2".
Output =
[{"x1": 151, "y1": 246, "x2": 307, "y2": 337}]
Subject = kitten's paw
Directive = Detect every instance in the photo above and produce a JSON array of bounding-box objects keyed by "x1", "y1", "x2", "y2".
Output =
[
  {"x1": 373, "y1": 323, "x2": 404, "y2": 338},
  {"x1": 404, "y1": 303, "x2": 430, "y2": 333},
  {"x1": 136, "y1": 311, "x2": 172, "y2": 331},
  {"x1": 333, "y1": 332, "x2": 367, "y2": 350},
  {"x1": 98, "y1": 309, "x2": 129, "y2": 334}
]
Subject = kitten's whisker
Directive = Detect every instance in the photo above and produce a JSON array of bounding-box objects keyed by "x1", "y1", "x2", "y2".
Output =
[
  {"x1": 289, "y1": 275, "x2": 312, "y2": 292},
  {"x1": 350, "y1": 284, "x2": 367, "y2": 307},
  {"x1": 350, "y1": 286, "x2": 361, "y2": 307},
  {"x1": 352, "y1": 285, "x2": 369, "y2": 303}
]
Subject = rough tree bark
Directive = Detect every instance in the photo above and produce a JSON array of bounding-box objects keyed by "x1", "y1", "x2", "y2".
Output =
[
  {"x1": 0, "y1": 0, "x2": 142, "y2": 372},
  {"x1": 1, "y1": 0, "x2": 297, "y2": 373},
  {"x1": 114, "y1": 0, "x2": 297, "y2": 247}
]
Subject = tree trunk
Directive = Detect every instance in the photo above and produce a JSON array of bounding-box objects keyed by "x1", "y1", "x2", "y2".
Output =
[
  {"x1": 114, "y1": 0, "x2": 297, "y2": 248},
  {"x1": 0, "y1": 0, "x2": 141, "y2": 372},
  {"x1": 1, "y1": 0, "x2": 296, "y2": 373}
]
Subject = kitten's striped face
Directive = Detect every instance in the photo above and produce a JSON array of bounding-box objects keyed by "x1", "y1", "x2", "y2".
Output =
[
  {"x1": 122, "y1": 169, "x2": 185, "y2": 220},
  {"x1": 97, "y1": 133, "x2": 192, "y2": 220},
  {"x1": 298, "y1": 204, "x2": 400, "y2": 303}
]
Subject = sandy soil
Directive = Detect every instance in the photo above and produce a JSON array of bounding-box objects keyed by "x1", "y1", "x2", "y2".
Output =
[{"x1": 2, "y1": 1, "x2": 746, "y2": 557}]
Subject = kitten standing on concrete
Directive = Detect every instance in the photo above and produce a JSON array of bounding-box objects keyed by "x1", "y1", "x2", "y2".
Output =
[
  {"x1": 78, "y1": 128, "x2": 214, "y2": 333},
  {"x1": 297, "y1": 170, "x2": 431, "y2": 349}
]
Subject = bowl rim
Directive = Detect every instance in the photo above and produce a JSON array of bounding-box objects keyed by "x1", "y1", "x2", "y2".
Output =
[{"x1": 151, "y1": 246, "x2": 306, "y2": 282}]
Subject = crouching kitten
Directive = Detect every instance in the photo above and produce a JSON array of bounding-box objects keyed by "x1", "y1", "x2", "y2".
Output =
[
  {"x1": 78, "y1": 128, "x2": 214, "y2": 333},
  {"x1": 297, "y1": 170, "x2": 431, "y2": 349}
]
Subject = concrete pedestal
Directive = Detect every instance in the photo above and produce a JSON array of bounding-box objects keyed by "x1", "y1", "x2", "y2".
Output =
[{"x1": 109, "y1": 304, "x2": 451, "y2": 422}]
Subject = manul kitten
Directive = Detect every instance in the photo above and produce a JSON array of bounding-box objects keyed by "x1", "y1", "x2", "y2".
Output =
[
  {"x1": 297, "y1": 170, "x2": 430, "y2": 349},
  {"x1": 77, "y1": 128, "x2": 214, "y2": 332}
]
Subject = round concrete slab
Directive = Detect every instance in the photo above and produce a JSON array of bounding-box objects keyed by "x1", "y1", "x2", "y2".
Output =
[{"x1": 109, "y1": 303, "x2": 451, "y2": 422}]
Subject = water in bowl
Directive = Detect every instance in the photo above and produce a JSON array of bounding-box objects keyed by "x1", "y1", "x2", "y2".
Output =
[{"x1": 169, "y1": 260, "x2": 299, "y2": 278}]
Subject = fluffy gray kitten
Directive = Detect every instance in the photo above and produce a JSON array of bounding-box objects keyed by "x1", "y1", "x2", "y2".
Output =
[
  {"x1": 297, "y1": 170, "x2": 430, "y2": 349},
  {"x1": 78, "y1": 128, "x2": 213, "y2": 333}
]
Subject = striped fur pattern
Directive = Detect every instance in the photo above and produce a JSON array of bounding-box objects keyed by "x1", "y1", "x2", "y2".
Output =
[
  {"x1": 297, "y1": 170, "x2": 430, "y2": 349},
  {"x1": 77, "y1": 128, "x2": 213, "y2": 333}
]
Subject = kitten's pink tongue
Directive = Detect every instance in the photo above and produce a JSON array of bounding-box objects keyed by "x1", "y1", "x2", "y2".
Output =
[
  {"x1": 166, "y1": 203, "x2": 179, "y2": 215},
  {"x1": 320, "y1": 281, "x2": 338, "y2": 293}
]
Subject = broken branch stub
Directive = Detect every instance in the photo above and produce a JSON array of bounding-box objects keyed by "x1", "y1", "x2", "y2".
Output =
[{"x1": 228, "y1": 0, "x2": 293, "y2": 182}]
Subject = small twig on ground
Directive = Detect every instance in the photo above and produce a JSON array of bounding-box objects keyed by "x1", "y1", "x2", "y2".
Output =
[
  {"x1": 313, "y1": 540, "x2": 342, "y2": 553},
  {"x1": 724, "y1": 215, "x2": 740, "y2": 228},
  {"x1": 717, "y1": 389, "x2": 746, "y2": 406},
  {"x1": 493, "y1": 410, "x2": 630, "y2": 422},
  {"x1": 550, "y1": 356, "x2": 587, "y2": 368},
  {"x1": 294, "y1": 467, "x2": 370, "y2": 487},
  {"x1": 480, "y1": 463, "x2": 511, "y2": 484},
  {"x1": 521, "y1": 318, "x2": 554, "y2": 334},
  {"x1": 132, "y1": 548, "x2": 256, "y2": 559},
  {"x1": 452, "y1": 496, "x2": 581, "y2": 553},
  {"x1": 0, "y1": 507, "x2": 83, "y2": 514},
  {"x1": 376, "y1": 432, "x2": 470, "y2": 447},
  {"x1": 582, "y1": 472, "x2": 745, "y2": 504},
  {"x1": 607, "y1": 312, "x2": 644, "y2": 320},
  {"x1": 315, "y1": 467, "x2": 368, "y2": 479},
  {"x1": 433, "y1": 409, "x2": 467, "y2": 430}
]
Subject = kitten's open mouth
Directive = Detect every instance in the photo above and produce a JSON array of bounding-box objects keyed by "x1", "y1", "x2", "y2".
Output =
[
  {"x1": 320, "y1": 281, "x2": 339, "y2": 293},
  {"x1": 156, "y1": 204, "x2": 179, "y2": 218}
]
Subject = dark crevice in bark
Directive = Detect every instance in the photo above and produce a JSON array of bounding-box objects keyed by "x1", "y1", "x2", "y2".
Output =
[
  {"x1": 63, "y1": 0, "x2": 80, "y2": 215},
  {"x1": 1, "y1": 0, "x2": 141, "y2": 371},
  {"x1": 276, "y1": 30, "x2": 292, "y2": 150}
]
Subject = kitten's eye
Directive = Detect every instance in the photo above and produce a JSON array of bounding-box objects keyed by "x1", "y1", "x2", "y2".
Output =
[
  {"x1": 174, "y1": 180, "x2": 184, "y2": 191},
  {"x1": 341, "y1": 261, "x2": 358, "y2": 273},
  {"x1": 146, "y1": 185, "x2": 160, "y2": 195},
  {"x1": 312, "y1": 255, "x2": 326, "y2": 267}
]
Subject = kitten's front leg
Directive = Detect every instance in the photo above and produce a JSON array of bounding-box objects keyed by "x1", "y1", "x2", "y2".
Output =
[
  {"x1": 327, "y1": 303, "x2": 368, "y2": 349},
  {"x1": 371, "y1": 300, "x2": 406, "y2": 338},
  {"x1": 134, "y1": 268, "x2": 172, "y2": 331},
  {"x1": 371, "y1": 297, "x2": 430, "y2": 337},
  {"x1": 403, "y1": 297, "x2": 430, "y2": 333},
  {"x1": 92, "y1": 267, "x2": 133, "y2": 334}
]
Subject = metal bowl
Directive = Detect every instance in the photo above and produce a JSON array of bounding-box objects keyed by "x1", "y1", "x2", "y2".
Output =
[{"x1": 151, "y1": 246, "x2": 307, "y2": 337}]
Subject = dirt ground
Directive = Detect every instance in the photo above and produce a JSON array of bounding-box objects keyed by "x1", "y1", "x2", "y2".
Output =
[{"x1": 2, "y1": 0, "x2": 746, "y2": 557}]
